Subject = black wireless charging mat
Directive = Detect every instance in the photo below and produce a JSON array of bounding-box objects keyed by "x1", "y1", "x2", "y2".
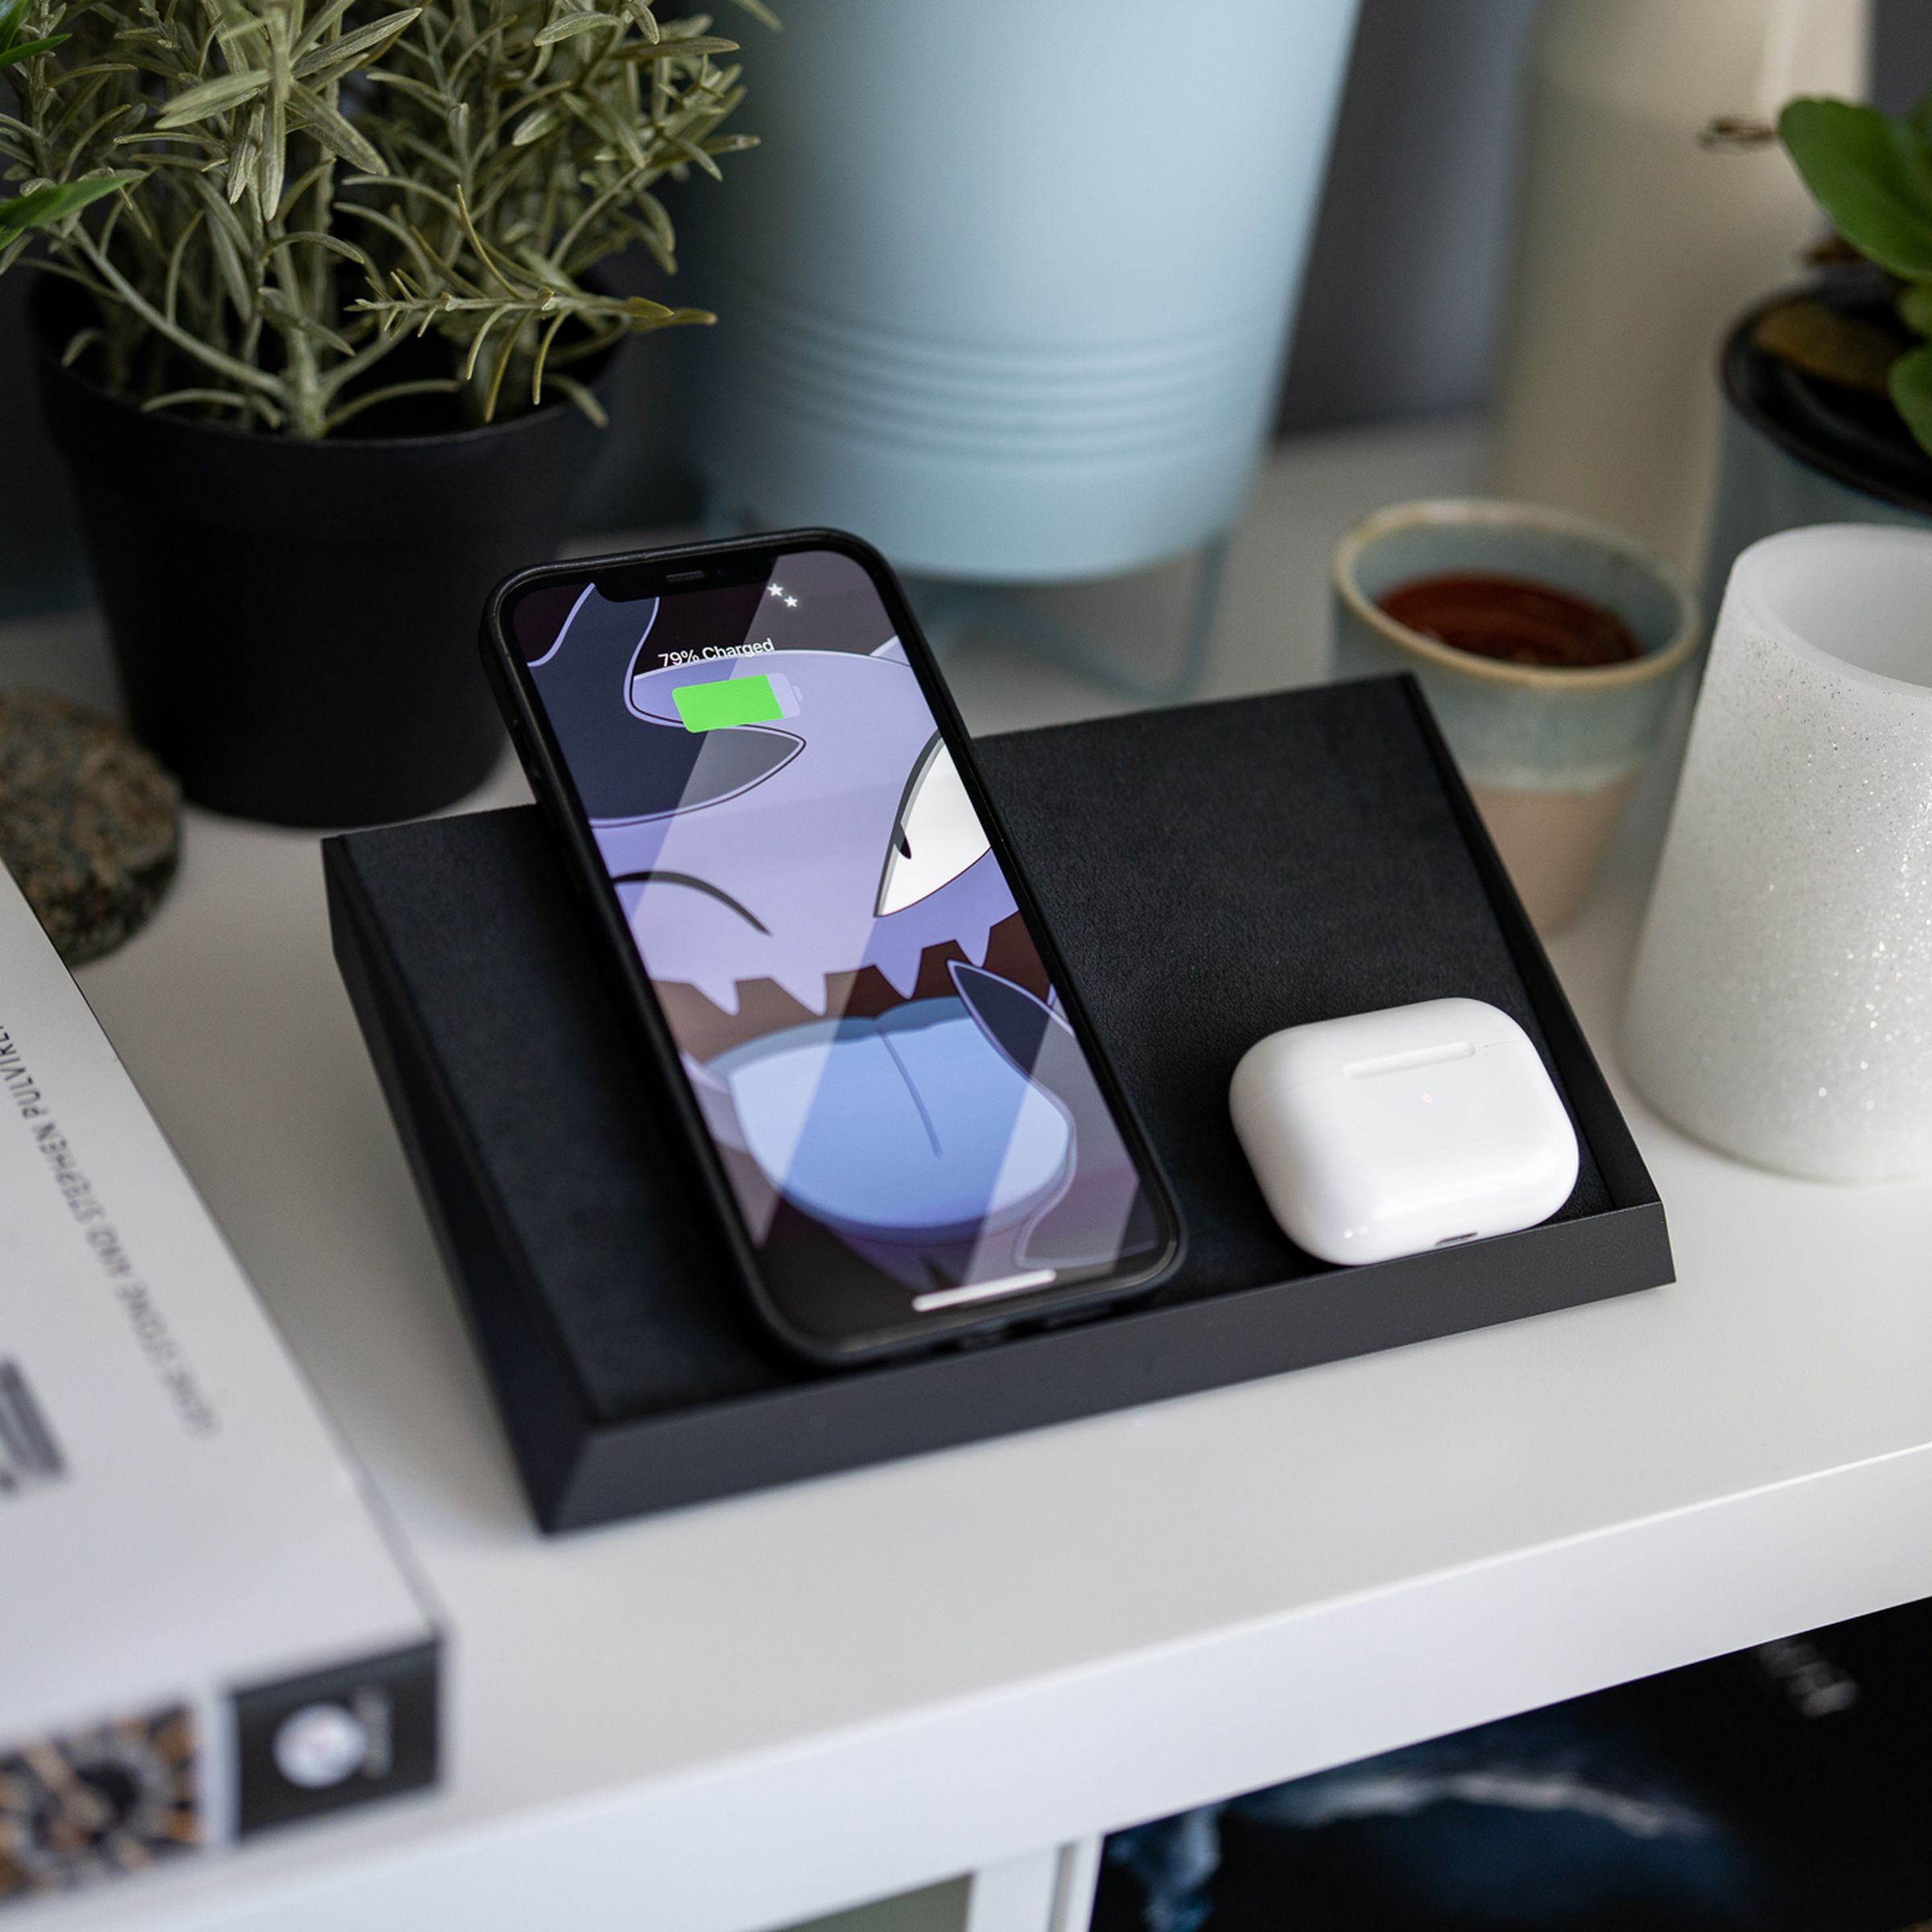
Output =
[{"x1": 326, "y1": 675, "x2": 1670, "y2": 1531}]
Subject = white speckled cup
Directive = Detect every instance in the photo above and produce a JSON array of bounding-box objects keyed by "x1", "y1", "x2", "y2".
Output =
[{"x1": 1624, "y1": 524, "x2": 1932, "y2": 1181}]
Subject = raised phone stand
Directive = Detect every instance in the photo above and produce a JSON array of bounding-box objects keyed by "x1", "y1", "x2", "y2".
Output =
[{"x1": 325, "y1": 677, "x2": 1672, "y2": 1534}]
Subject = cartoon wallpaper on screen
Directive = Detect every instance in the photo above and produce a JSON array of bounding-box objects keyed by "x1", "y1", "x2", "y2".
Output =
[{"x1": 514, "y1": 550, "x2": 1155, "y2": 1305}]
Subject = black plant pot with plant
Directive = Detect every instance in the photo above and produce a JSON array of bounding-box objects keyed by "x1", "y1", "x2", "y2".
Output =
[
  {"x1": 34, "y1": 283, "x2": 612, "y2": 825},
  {"x1": 1701, "y1": 89, "x2": 1932, "y2": 597},
  {"x1": 2, "y1": 0, "x2": 767, "y2": 826},
  {"x1": 1723, "y1": 270, "x2": 1932, "y2": 520}
]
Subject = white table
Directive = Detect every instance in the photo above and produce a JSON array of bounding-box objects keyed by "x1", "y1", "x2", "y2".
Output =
[{"x1": 21, "y1": 420, "x2": 1932, "y2": 1932}]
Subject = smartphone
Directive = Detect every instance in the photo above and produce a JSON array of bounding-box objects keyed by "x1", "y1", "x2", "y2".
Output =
[{"x1": 482, "y1": 530, "x2": 1182, "y2": 1364}]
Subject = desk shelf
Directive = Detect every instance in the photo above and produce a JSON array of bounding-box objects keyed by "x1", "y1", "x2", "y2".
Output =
[{"x1": 19, "y1": 420, "x2": 1932, "y2": 1932}]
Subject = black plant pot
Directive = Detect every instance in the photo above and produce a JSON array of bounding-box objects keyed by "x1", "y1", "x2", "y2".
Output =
[
  {"x1": 1706, "y1": 275, "x2": 1932, "y2": 607},
  {"x1": 1721, "y1": 275, "x2": 1932, "y2": 515},
  {"x1": 33, "y1": 287, "x2": 613, "y2": 827}
]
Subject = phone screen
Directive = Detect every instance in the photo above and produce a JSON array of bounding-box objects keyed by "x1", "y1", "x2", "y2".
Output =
[{"x1": 505, "y1": 545, "x2": 1169, "y2": 1344}]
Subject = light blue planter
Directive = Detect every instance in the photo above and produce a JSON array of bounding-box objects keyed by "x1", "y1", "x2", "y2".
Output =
[{"x1": 689, "y1": 0, "x2": 1360, "y2": 581}]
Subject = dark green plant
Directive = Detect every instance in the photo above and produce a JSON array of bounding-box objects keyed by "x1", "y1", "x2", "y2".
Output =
[
  {"x1": 1779, "y1": 90, "x2": 1932, "y2": 460},
  {"x1": 0, "y1": 0, "x2": 766, "y2": 436}
]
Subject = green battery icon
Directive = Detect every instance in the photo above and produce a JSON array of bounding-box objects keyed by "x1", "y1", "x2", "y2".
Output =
[{"x1": 672, "y1": 671, "x2": 798, "y2": 733}]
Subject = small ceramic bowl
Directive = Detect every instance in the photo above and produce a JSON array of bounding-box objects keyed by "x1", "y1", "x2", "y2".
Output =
[{"x1": 1332, "y1": 498, "x2": 1699, "y2": 931}]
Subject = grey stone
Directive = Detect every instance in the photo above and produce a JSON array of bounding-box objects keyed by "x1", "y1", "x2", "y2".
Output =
[{"x1": 0, "y1": 691, "x2": 181, "y2": 965}]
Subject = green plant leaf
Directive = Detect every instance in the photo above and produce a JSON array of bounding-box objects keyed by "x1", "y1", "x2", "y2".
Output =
[
  {"x1": 0, "y1": 174, "x2": 132, "y2": 248},
  {"x1": 1890, "y1": 341, "x2": 1932, "y2": 461},
  {"x1": 1781, "y1": 97, "x2": 1932, "y2": 279},
  {"x1": 0, "y1": 0, "x2": 760, "y2": 436},
  {"x1": 1908, "y1": 82, "x2": 1932, "y2": 156},
  {"x1": 140, "y1": 386, "x2": 257, "y2": 416},
  {"x1": 533, "y1": 10, "x2": 616, "y2": 44},
  {"x1": 289, "y1": 79, "x2": 386, "y2": 173},
  {"x1": 357, "y1": 68, "x2": 444, "y2": 110},
  {"x1": 510, "y1": 99, "x2": 564, "y2": 146},
  {"x1": 154, "y1": 67, "x2": 272, "y2": 130},
  {"x1": 178, "y1": 164, "x2": 260, "y2": 313},
  {"x1": 293, "y1": 7, "x2": 421, "y2": 84},
  {"x1": 291, "y1": 0, "x2": 359, "y2": 59},
  {"x1": 547, "y1": 371, "x2": 609, "y2": 425},
  {"x1": 1899, "y1": 281, "x2": 1932, "y2": 338},
  {"x1": 627, "y1": 32, "x2": 736, "y2": 61},
  {"x1": 0, "y1": 32, "x2": 69, "y2": 69},
  {"x1": 279, "y1": 228, "x2": 369, "y2": 266},
  {"x1": 0, "y1": 0, "x2": 45, "y2": 60}
]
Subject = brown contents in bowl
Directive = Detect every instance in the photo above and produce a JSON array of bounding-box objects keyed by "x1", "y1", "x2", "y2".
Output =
[{"x1": 1377, "y1": 571, "x2": 1642, "y2": 668}]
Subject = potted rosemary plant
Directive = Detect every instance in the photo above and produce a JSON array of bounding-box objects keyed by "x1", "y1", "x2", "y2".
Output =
[
  {"x1": 2, "y1": 0, "x2": 762, "y2": 824},
  {"x1": 1706, "y1": 88, "x2": 1932, "y2": 599}
]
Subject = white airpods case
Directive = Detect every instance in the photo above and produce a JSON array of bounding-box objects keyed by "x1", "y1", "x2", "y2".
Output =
[{"x1": 1228, "y1": 997, "x2": 1579, "y2": 1265}]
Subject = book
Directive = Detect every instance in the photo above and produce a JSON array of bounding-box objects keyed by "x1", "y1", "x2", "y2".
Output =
[{"x1": 0, "y1": 861, "x2": 440, "y2": 1909}]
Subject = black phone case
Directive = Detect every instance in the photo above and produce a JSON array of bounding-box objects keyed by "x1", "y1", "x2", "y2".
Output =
[{"x1": 478, "y1": 529, "x2": 1183, "y2": 1366}]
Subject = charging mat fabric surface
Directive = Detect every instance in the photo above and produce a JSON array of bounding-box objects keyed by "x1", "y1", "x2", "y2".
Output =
[
  {"x1": 990, "y1": 685, "x2": 1614, "y2": 1301},
  {"x1": 326, "y1": 676, "x2": 1666, "y2": 1530}
]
